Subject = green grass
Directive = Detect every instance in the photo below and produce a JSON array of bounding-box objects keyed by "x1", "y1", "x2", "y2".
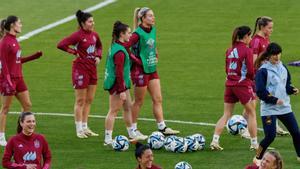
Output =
[{"x1": 1, "y1": 0, "x2": 300, "y2": 168}]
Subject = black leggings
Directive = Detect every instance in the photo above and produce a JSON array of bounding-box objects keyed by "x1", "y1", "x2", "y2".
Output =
[{"x1": 257, "y1": 112, "x2": 300, "y2": 159}]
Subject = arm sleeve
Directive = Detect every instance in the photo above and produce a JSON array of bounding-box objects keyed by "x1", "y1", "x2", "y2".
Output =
[
  {"x1": 95, "y1": 34, "x2": 102, "y2": 59},
  {"x1": 283, "y1": 64, "x2": 296, "y2": 95},
  {"x1": 41, "y1": 135, "x2": 51, "y2": 169},
  {"x1": 2, "y1": 138, "x2": 26, "y2": 169},
  {"x1": 129, "y1": 53, "x2": 142, "y2": 65},
  {"x1": 255, "y1": 68, "x2": 278, "y2": 104},
  {"x1": 57, "y1": 32, "x2": 79, "y2": 55},
  {"x1": 0, "y1": 43, "x2": 14, "y2": 87},
  {"x1": 250, "y1": 38, "x2": 260, "y2": 55},
  {"x1": 246, "y1": 49, "x2": 254, "y2": 80},
  {"x1": 114, "y1": 51, "x2": 126, "y2": 93},
  {"x1": 21, "y1": 51, "x2": 42, "y2": 64},
  {"x1": 123, "y1": 33, "x2": 139, "y2": 48}
]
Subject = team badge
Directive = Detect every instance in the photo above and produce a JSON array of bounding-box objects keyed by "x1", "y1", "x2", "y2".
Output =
[
  {"x1": 266, "y1": 116, "x2": 272, "y2": 125},
  {"x1": 34, "y1": 140, "x2": 40, "y2": 148},
  {"x1": 146, "y1": 38, "x2": 155, "y2": 49}
]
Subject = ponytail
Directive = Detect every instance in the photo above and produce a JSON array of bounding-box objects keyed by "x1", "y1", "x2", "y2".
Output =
[
  {"x1": 252, "y1": 16, "x2": 272, "y2": 37},
  {"x1": 231, "y1": 26, "x2": 251, "y2": 47},
  {"x1": 75, "y1": 10, "x2": 92, "y2": 28},
  {"x1": 17, "y1": 112, "x2": 34, "y2": 134},
  {"x1": 0, "y1": 19, "x2": 6, "y2": 39},
  {"x1": 255, "y1": 42, "x2": 282, "y2": 69},
  {"x1": 0, "y1": 16, "x2": 19, "y2": 38},
  {"x1": 252, "y1": 17, "x2": 261, "y2": 37},
  {"x1": 112, "y1": 21, "x2": 129, "y2": 43},
  {"x1": 133, "y1": 8, "x2": 141, "y2": 30}
]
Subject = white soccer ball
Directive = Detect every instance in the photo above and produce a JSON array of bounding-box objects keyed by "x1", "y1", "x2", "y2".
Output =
[
  {"x1": 112, "y1": 135, "x2": 129, "y2": 151},
  {"x1": 147, "y1": 131, "x2": 165, "y2": 149},
  {"x1": 192, "y1": 133, "x2": 205, "y2": 150},
  {"x1": 164, "y1": 135, "x2": 177, "y2": 151},
  {"x1": 185, "y1": 136, "x2": 199, "y2": 152},
  {"x1": 226, "y1": 115, "x2": 248, "y2": 135},
  {"x1": 174, "y1": 161, "x2": 192, "y2": 169},
  {"x1": 172, "y1": 137, "x2": 188, "y2": 153}
]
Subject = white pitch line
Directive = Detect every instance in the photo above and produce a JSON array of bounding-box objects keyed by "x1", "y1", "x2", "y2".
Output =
[
  {"x1": 9, "y1": 112, "x2": 263, "y2": 131},
  {"x1": 17, "y1": 0, "x2": 117, "y2": 42}
]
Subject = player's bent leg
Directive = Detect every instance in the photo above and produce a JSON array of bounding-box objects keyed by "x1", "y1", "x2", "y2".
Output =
[
  {"x1": 148, "y1": 79, "x2": 179, "y2": 135},
  {"x1": 104, "y1": 94, "x2": 123, "y2": 145},
  {"x1": 0, "y1": 95, "x2": 14, "y2": 146},
  {"x1": 82, "y1": 85, "x2": 98, "y2": 137},
  {"x1": 15, "y1": 90, "x2": 32, "y2": 112},
  {"x1": 74, "y1": 89, "x2": 87, "y2": 138},
  {"x1": 210, "y1": 103, "x2": 234, "y2": 151}
]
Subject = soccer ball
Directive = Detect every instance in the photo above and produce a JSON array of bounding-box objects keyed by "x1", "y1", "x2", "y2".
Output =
[
  {"x1": 147, "y1": 131, "x2": 165, "y2": 149},
  {"x1": 164, "y1": 135, "x2": 177, "y2": 152},
  {"x1": 112, "y1": 135, "x2": 129, "y2": 151},
  {"x1": 226, "y1": 115, "x2": 248, "y2": 135},
  {"x1": 174, "y1": 161, "x2": 192, "y2": 169},
  {"x1": 185, "y1": 136, "x2": 199, "y2": 152},
  {"x1": 192, "y1": 133, "x2": 205, "y2": 150},
  {"x1": 172, "y1": 137, "x2": 188, "y2": 153}
]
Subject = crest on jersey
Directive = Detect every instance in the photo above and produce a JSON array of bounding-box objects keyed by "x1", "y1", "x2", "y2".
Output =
[
  {"x1": 34, "y1": 139, "x2": 40, "y2": 148},
  {"x1": 146, "y1": 38, "x2": 155, "y2": 49}
]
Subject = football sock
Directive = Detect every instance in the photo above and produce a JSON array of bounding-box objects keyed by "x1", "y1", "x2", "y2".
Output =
[
  {"x1": 157, "y1": 121, "x2": 166, "y2": 130},
  {"x1": 132, "y1": 123, "x2": 137, "y2": 131},
  {"x1": 105, "y1": 130, "x2": 113, "y2": 142},
  {"x1": 82, "y1": 122, "x2": 88, "y2": 130},
  {"x1": 0, "y1": 132, "x2": 5, "y2": 138},
  {"x1": 213, "y1": 134, "x2": 220, "y2": 143},
  {"x1": 251, "y1": 137, "x2": 258, "y2": 145},
  {"x1": 75, "y1": 121, "x2": 82, "y2": 133}
]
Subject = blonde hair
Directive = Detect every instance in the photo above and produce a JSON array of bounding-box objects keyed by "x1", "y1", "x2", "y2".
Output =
[
  {"x1": 133, "y1": 7, "x2": 151, "y2": 30},
  {"x1": 252, "y1": 16, "x2": 273, "y2": 37}
]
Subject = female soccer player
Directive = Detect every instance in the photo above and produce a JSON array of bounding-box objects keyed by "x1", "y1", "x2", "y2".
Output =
[
  {"x1": 103, "y1": 21, "x2": 147, "y2": 145},
  {"x1": 125, "y1": 7, "x2": 179, "y2": 137},
  {"x1": 210, "y1": 26, "x2": 258, "y2": 151},
  {"x1": 135, "y1": 142, "x2": 162, "y2": 169},
  {"x1": 2, "y1": 112, "x2": 51, "y2": 169},
  {"x1": 0, "y1": 16, "x2": 43, "y2": 146},
  {"x1": 245, "y1": 150, "x2": 283, "y2": 169},
  {"x1": 254, "y1": 43, "x2": 300, "y2": 163},
  {"x1": 57, "y1": 10, "x2": 102, "y2": 138}
]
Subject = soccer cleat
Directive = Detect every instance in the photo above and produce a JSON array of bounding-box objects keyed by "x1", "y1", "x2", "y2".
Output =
[
  {"x1": 83, "y1": 128, "x2": 99, "y2": 137},
  {"x1": 210, "y1": 141, "x2": 224, "y2": 151},
  {"x1": 76, "y1": 131, "x2": 88, "y2": 139},
  {"x1": 159, "y1": 127, "x2": 180, "y2": 135},
  {"x1": 135, "y1": 130, "x2": 148, "y2": 138},
  {"x1": 276, "y1": 126, "x2": 290, "y2": 136},
  {"x1": 103, "y1": 139, "x2": 113, "y2": 146},
  {"x1": 0, "y1": 137, "x2": 7, "y2": 146},
  {"x1": 253, "y1": 157, "x2": 261, "y2": 166},
  {"x1": 129, "y1": 131, "x2": 148, "y2": 142},
  {"x1": 250, "y1": 143, "x2": 259, "y2": 151},
  {"x1": 240, "y1": 128, "x2": 251, "y2": 139}
]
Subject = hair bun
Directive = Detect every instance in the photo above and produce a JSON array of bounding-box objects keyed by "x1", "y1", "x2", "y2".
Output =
[
  {"x1": 135, "y1": 142, "x2": 143, "y2": 149},
  {"x1": 76, "y1": 10, "x2": 84, "y2": 18}
]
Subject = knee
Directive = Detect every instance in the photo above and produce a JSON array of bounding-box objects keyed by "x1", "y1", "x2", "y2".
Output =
[
  {"x1": 134, "y1": 98, "x2": 144, "y2": 107},
  {"x1": 76, "y1": 98, "x2": 85, "y2": 107},
  {"x1": 152, "y1": 95, "x2": 162, "y2": 105},
  {"x1": 23, "y1": 101, "x2": 32, "y2": 111},
  {"x1": 85, "y1": 97, "x2": 94, "y2": 105},
  {"x1": 1, "y1": 105, "x2": 10, "y2": 115}
]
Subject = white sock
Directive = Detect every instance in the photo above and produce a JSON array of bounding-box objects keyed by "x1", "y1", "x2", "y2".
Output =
[
  {"x1": 157, "y1": 121, "x2": 166, "y2": 130},
  {"x1": 0, "y1": 132, "x2": 5, "y2": 140},
  {"x1": 82, "y1": 122, "x2": 88, "y2": 130},
  {"x1": 75, "y1": 121, "x2": 82, "y2": 133},
  {"x1": 105, "y1": 130, "x2": 113, "y2": 142},
  {"x1": 251, "y1": 137, "x2": 258, "y2": 145},
  {"x1": 127, "y1": 127, "x2": 135, "y2": 137},
  {"x1": 213, "y1": 134, "x2": 220, "y2": 143},
  {"x1": 132, "y1": 123, "x2": 137, "y2": 131}
]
